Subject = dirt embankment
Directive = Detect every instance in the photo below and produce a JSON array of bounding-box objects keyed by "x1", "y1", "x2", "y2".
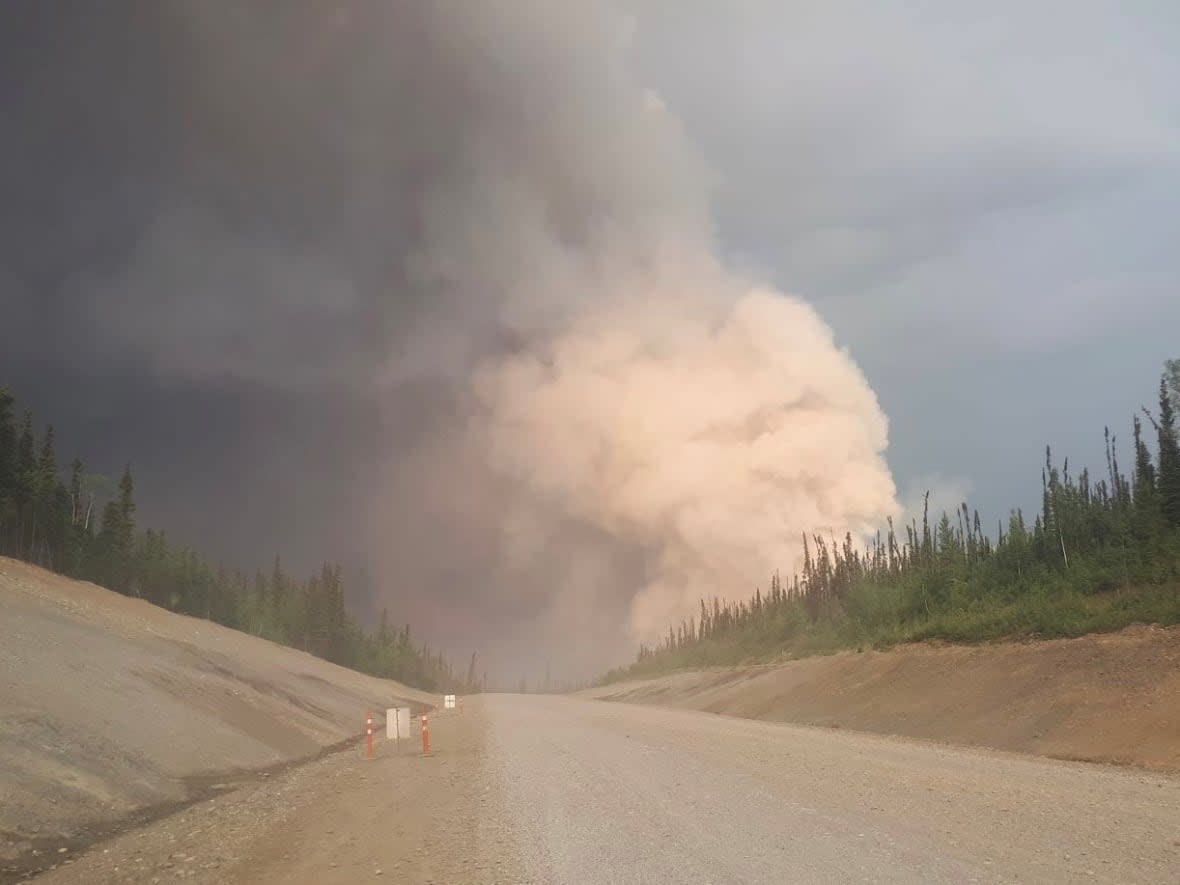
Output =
[
  {"x1": 24, "y1": 702, "x2": 518, "y2": 885},
  {"x1": 584, "y1": 625, "x2": 1180, "y2": 773},
  {"x1": 0, "y1": 557, "x2": 437, "y2": 870}
]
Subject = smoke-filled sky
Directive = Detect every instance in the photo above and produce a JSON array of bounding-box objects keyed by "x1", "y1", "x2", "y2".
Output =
[{"x1": 3, "y1": 2, "x2": 1178, "y2": 682}]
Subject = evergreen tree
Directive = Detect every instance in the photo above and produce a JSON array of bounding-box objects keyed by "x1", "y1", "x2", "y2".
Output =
[
  {"x1": 465, "y1": 651, "x2": 478, "y2": 689},
  {"x1": 32, "y1": 425, "x2": 59, "y2": 562},
  {"x1": 0, "y1": 390, "x2": 17, "y2": 553},
  {"x1": 270, "y1": 554, "x2": 287, "y2": 624},
  {"x1": 32, "y1": 428, "x2": 71, "y2": 569},
  {"x1": 14, "y1": 411, "x2": 36, "y2": 554},
  {"x1": 117, "y1": 464, "x2": 136, "y2": 535},
  {"x1": 1131, "y1": 416, "x2": 1160, "y2": 541},
  {"x1": 1158, "y1": 375, "x2": 1180, "y2": 528},
  {"x1": 96, "y1": 465, "x2": 137, "y2": 593},
  {"x1": 68, "y1": 458, "x2": 84, "y2": 527},
  {"x1": 1165, "y1": 359, "x2": 1180, "y2": 410}
]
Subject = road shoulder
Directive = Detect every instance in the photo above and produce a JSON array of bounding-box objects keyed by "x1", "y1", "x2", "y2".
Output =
[{"x1": 25, "y1": 700, "x2": 521, "y2": 885}]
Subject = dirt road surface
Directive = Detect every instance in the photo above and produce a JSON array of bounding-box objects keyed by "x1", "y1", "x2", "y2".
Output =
[{"x1": 24, "y1": 696, "x2": 1180, "y2": 884}]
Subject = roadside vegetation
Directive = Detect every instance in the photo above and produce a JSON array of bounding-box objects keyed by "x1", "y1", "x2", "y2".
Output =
[
  {"x1": 0, "y1": 387, "x2": 479, "y2": 693},
  {"x1": 603, "y1": 361, "x2": 1180, "y2": 683}
]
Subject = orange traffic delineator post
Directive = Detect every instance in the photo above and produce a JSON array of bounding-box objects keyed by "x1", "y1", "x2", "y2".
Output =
[
  {"x1": 366, "y1": 711, "x2": 374, "y2": 759},
  {"x1": 421, "y1": 713, "x2": 431, "y2": 756}
]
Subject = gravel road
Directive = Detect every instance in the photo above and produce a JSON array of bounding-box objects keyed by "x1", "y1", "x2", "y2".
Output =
[
  {"x1": 487, "y1": 695, "x2": 1180, "y2": 884},
  {"x1": 21, "y1": 695, "x2": 1180, "y2": 884}
]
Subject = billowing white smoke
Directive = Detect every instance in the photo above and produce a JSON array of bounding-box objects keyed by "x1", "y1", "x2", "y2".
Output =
[
  {"x1": 385, "y1": 2, "x2": 900, "y2": 651},
  {"x1": 469, "y1": 255, "x2": 897, "y2": 641},
  {"x1": 65, "y1": 1, "x2": 901, "y2": 670}
]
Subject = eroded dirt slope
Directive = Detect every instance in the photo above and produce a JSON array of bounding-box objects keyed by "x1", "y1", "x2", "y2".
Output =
[
  {"x1": 0, "y1": 557, "x2": 435, "y2": 866},
  {"x1": 584, "y1": 625, "x2": 1180, "y2": 772}
]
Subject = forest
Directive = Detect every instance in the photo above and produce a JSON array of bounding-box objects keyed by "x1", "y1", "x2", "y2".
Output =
[
  {"x1": 0, "y1": 386, "x2": 478, "y2": 693},
  {"x1": 603, "y1": 361, "x2": 1180, "y2": 683},
  {"x1": 6, "y1": 362, "x2": 1178, "y2": 693}
]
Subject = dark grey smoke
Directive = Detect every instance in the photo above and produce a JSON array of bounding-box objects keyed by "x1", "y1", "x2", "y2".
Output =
[{"x1": 1, "y1": 2, "x2": 898, "y2": 682}]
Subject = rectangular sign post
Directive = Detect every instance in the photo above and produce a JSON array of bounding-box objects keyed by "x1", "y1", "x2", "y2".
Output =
[
  {"x1": 386, "y1": 707, "x2": 411, "y2": 741},
  {"x1": 444, "y1": 694, "x2": 456, "y2": 710}
]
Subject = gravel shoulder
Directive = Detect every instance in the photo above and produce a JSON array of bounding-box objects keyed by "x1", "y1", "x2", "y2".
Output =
[{"x1": 22, "y1": 700, "x2": 521, "y2": 885}]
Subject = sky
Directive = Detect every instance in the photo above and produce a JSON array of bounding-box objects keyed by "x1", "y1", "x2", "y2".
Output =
[
  {"x1": 2, "y1": 1, "x2": 1178, "y2": 682},
  {"x1": 630, "y1": 0, "x2": 1180, "y2": 517}
]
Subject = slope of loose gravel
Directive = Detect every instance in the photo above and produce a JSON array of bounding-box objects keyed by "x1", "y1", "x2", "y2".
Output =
[
  {"x1": 0, "y1": 557, "x2": 436, "y2": 872},
  {"x1": 584, "y1": 624, "x2": 1180, "y2": 772},
  {"x1": 23, "y1": 702, "x2": 519, "y2": 885}
]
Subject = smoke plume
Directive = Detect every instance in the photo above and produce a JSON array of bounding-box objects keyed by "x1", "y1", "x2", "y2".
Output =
[
  {"x1": 367, "y1": 2, "x2": 899, "y2": 673},
  {"x1": 472, "y1": 281, "x2": 895, "y2": 641},
  {"x1": 14, "y1": 2, "x2": 899, "y2": 679}
]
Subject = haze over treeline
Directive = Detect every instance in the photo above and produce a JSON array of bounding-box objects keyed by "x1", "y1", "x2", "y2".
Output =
[
  {"x1": 606, "y1": 364, "x2": 1180, "y2": 683},
  {"x1": 0, "y1": 385, "x2": 477, "y2": 692}
]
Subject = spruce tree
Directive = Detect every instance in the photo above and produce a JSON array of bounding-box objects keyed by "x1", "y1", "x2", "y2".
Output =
[
  {"x1": 95, "y1": 465, "x2": 137, "y2": 593},
  {"x1": 1158, "y1": 375, "x2": 1180, "y2": 528},
  {"x1": 39, "y1": 425, "x2": 57, "y2": 483},
  {"x1": 35, "y1": 426, "x2": 59, "y2": 558},
  {"x1": 270, "y1": 554, "x2": 286, "y2": 611},
  {"x1": 68, "y1": 458, "x2": 84, "y2": 527},
  {"x1": 0, "y1": 389, "x2": 16, "y2": 551},
  {"x1": 33, "y1": 427, "x2": 70, "y2": 567},
  {"x1": 0, "y1": 389, "x2": 15, "y2": 499},
  {"x1": 466, "y1": 651, "x2": 478, "y2": 689},
  {"x1": 96, "y1": 499, "x2": 125, "y2": 590},
  {"x1": 117, "y1": 464, "x2": 136, "y2": 538},
  {"x1": 1132, "y1": 417, "x2": 1156, "y2": 503},
  {"x1": 1131, "y1": 416, "x2": 1160, "y2": 541},
  {"x1": 14, "y1": 412, "x2": 36, "y2": 553}
]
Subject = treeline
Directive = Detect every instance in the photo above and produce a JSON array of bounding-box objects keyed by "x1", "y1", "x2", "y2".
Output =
[
  {"x1": 0, "y1": 386, "x2": 477, "y2": 694},
  {"x1": 604, "y1": 362, "x2": 1180, "y2": 683},
  {"x1": 510, "y1": 661, "x2": 593, "y2": 696}
]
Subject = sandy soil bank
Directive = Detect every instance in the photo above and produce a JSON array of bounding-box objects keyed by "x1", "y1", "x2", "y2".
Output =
[{"x1": 584, "y1": 625, "x2": 1180, "y2": 772}]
